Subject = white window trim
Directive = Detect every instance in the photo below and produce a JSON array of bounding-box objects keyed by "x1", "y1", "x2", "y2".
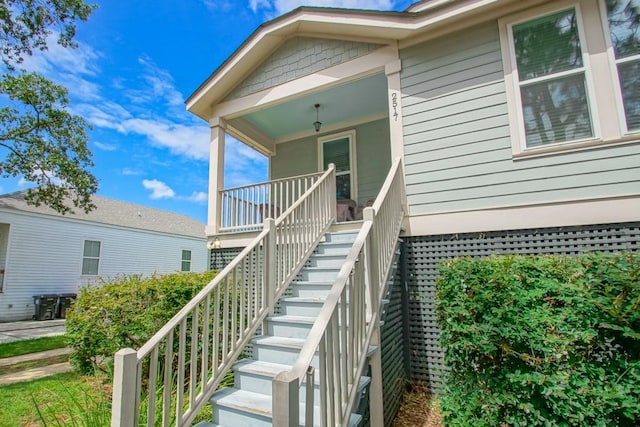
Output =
[
  {"x1": 81, "y1": 239, "x2": 101, "y2": 276},
  {"x1": 498, "y1": 0, "x2": 635, "y2": 159},
  {"x1": 597, "y1": 0, "x2": 640, "y2": 136},
  {"x1": 181, "y1": 249, "x2": 192, "y2": 272},
  {"x1": 318, "y1": 130, "x2": 358, "y2": 202}
]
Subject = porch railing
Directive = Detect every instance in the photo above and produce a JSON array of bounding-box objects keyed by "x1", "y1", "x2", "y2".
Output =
[
  {"x1": 111, "y1": 165, "x2": 336, "y2": 427},
  {"x1": 219, "y1": 171, "x2": 325, "y2": 233},
  {"x1": 272, "y1": 157, "x2": 405, "y2": 426}
]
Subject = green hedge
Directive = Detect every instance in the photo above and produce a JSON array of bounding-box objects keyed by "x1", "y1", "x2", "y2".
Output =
[
  {"x1": 66, "y1": 271, "x2": 217, "y2": 375},
  {"x1": 436, "y1": 253, "x2": 639, "y2": 426}
]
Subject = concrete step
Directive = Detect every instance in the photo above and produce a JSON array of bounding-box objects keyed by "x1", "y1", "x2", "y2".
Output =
[
  {"x1": 266, "y1": 315, "x2": 315, "y2": 339},
  {"x1": 233, "y1": 359, "x2": 370, "y2": 404},
  {"x1": 251, "y1": 336, "x2": 317, "y2": 368},
  {"x1": 0, "y1": 347, "x2": 72, "y2": 368},
  {"x1": 288, "y1": 281, "x2": 333, "y2": 298},
  {"x1": 211, "y1": 388, "x2": 362, "y2": 427},
  {"x1": 306, "y1": 253, "x2": 348, "y2": 269},
  {"x1": 322, "y1": 231, "x2": 358, "y2": 244},
  {"x1": 0, "y1": 361, "x2": 72, "y2": 386},
  {"x1": 279, "y1": 297, "x2": 327, "y2": 317},
  {"x1": 298, "y1": 267, "x2": 341, "y2": 282}
]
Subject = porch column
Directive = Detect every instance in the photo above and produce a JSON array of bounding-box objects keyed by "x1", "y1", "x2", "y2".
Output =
[
  {"x1": 206, "y1": 117, "x2": 226, "y2": 236},
  {"x1": 385, "y1": 59, "x2": 405, "y2": 162},
  {"x1": 386, "y1": 59, "x2": 409, "y2": 215}
]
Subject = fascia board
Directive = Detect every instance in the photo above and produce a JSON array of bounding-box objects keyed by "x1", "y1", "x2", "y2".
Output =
[{"x1": 186, "y1": 0, "x2": 509, "y2": 121}]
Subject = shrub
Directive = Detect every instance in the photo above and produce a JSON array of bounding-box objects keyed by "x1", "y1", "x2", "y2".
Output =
[
  {"x1": 436, "y1": 253, "x2": 639, "y2": 426},
  {"x1": 66, "y1": 271, "x2": 217, "y2": 375}
]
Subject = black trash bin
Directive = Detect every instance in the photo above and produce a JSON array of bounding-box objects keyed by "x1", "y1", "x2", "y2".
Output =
[
  {"x1": 56, "y1": 293, "x2": 77, "y2": 319},
  {"x1": 33, "y1": 294, "x2": 58, "y2": 320}
]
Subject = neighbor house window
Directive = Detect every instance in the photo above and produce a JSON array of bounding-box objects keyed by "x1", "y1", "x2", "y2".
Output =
[
  {"x1": 181, "y1": 250, "x2": 191, "y2": 272},
  {"x1": 319, "y1": 130, "x2": 357, "y2": 201},
  {"x1": 604, "y1": 0, "x2": 640, "y2": 132},
  {"x1": 82, "y1": 240, "x2": 101, "y2": 275},
  {"x1": 500, "y1": 0, "x2": 639, "y2": 156}
]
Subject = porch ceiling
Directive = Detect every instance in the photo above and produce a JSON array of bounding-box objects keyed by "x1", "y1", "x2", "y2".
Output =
[{"x1": 239, "y1": 73, "x2": 388, "y2": 141}]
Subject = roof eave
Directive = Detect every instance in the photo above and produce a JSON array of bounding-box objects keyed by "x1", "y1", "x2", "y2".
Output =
[{"x1": 186, "y1": 0, "x2": 510, "y2": 121}]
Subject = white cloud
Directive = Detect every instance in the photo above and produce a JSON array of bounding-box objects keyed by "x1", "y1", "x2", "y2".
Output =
[
  {"x1": 121, "y1": 168, "x2": 142, "y2": 176},
  {"x1": 223, "y1": 136, "x2": 268, "y2": 188},
  {"x1": 185, "y1": 191, "x2": 208, "y2": 203},
  {"x1": 18, "y1": 170, "x2": 64, "y2": 187},
  {"x1": 250, "y1": 0, "x2": 395, "y2": 14},
  {"x1": 73, "y1": 102, "x2": 132, "y2": 131},
  {"x1": 142, "y1": 179, "x2": 176, "y2": 199},
  {"x1": 203, "y1": 0, "x2": 234, "y2": 10},
  {"x1": 18, "y1": 32, "x2": 102, "y2": 101},
  {"x1": 122, "y1": 119, "x2": 210, "y2": 161},
  {"x1": 124, "y1": 56, "x2": 184, "y2": 107},
  {"x1": 93, "y1": 141, "x2": 118, "y2": 151}
]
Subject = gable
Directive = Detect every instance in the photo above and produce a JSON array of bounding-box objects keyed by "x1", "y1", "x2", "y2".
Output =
[{"x1": 224, "y1": 36, "x2": 383, "y2": 101}]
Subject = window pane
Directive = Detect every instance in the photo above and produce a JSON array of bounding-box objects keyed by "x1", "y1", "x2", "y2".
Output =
[
  {"x1": 336, "y1": 174, "x2": 351, "y2": 200},
  {"x1": 83, "y1": 240, "x2": 100, "y2": 257},
  {"x1": 618, "y1": 59, "x2": 640, "y2": 130},
  {"x1": 323, "y1": 138, "x2": 350, "y2": 172},
  {"x1": 513, "y1": 9, "x2": 583, "y2": 80},
  {"x1": 521, "y1": 73, "x2": 593, "y2": 146},
  {"x1": 181, "y1": 261, "x2": 191, "y2": 272},
  {"x1": 606, "y1": 0, "x2": 640, "y2": 59},
  {"x1": 182, "y1": 250, "x2": 191, "y2": 261},
  {"x1": 82, "y1": 258, "x2": 99, "y2": 275}
]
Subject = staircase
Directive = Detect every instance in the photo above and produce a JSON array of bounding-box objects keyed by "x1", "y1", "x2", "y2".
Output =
[
  {"x1": 198, "y1": 231, "x2": 365, "y2": 426},
  {"x1": 110, "y1": 158, "x2": 406, "y2": 427}
]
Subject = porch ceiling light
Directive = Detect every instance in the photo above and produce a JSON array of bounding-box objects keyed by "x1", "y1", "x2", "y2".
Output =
[{"x1": 313, "y1": 103, "x2": 322, "y2": 132}]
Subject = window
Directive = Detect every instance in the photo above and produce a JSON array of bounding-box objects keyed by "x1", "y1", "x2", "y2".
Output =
[
  {"x1": 319, "y1": 131, "x2": 357, "y2": 201},
  {"x1": 512, "y1": 8, "x2": 594, "y2": 147},
  {"x1": 82, "y1": 240, "x2": 101, "y2": 275},
  {"x1": 181, "y1": 250, "x2": 192, "y2": 272},
  {"x1": 500, "y1": 0, "x2": 639, "y2": 156},
  {"x1": 604, "y1": 0, "x2": 640, "y2": 131}
]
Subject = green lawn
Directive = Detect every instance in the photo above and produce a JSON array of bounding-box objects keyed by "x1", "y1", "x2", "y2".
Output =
[
  {"x1": 0, "y1": 335, "x2": 68, "y2": 358},
  {"x1": 0, "y1": 372, "x2": 111, "y2": 426}
]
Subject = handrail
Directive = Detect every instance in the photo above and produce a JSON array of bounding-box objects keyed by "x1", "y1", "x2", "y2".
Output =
[
  {"x1": 272, "y1": 157, "x2": 405, "y2": 427},
  {"x1": 111, "y1": 165, "x2": 336, "y2": 427},
  {"x1": 222, "y1": 170, "x2": 324, "y2": 193},
  {"x1": 219, "y1": 170, "x2": 325, "y2": 233}
]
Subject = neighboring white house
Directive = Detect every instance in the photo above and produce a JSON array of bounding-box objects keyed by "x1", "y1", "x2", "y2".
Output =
[{"x1": 0, "y1": 191, "x2": 208, "y2": 321}]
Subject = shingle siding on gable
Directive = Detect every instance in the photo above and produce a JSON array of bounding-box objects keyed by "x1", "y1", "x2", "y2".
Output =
[
  {"x1": 225, "y1": 37, "x2": 382, "y2": 100},
  {"x1": 0, "y1": 211, "x2": 207, "y2": 321},
  {"x1": 399, "y1": 22, "x2": 640, "y2": 216}
]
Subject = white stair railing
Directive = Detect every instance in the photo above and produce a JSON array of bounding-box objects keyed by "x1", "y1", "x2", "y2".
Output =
[
  {"x1": 111, "y1": 165, "x2": 336, "y2": 427},
  {"x1": 272, "y1": 158, "x2": 405, "y2": 427},
  {"x1": 220, "y1": 172, "x2": 324, "y2": 233}
]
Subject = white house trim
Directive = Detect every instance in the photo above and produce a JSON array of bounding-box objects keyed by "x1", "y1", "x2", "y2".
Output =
[
  {"x1": 210, "y1": 45, "x2": 398, "y2": 120},
  {"x1": 406, "y1": 196, "x2": 640, "y2": 236}
]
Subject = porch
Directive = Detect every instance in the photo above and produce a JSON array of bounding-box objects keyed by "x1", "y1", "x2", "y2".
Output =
[{"x1": 204, "y1": 68, "x2": 404, "y2": 248}]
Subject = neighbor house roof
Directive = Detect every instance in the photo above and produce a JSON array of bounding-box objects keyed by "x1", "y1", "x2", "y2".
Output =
[{"x1": 0, "y1": 191, "x2": 206, "y2": 239}]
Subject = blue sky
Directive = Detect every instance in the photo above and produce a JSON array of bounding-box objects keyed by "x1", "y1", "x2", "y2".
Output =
[{"x1": 2, "y1": 0, "x2": 413, "y2": 223}]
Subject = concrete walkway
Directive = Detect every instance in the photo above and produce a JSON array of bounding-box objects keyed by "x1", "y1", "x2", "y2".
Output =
[
  {"x1": 0, "y1": 348, "x2": 73, "y2": 385},
  {"x1": 0, "y1": 319, "x2": 66, "y2": 344}
]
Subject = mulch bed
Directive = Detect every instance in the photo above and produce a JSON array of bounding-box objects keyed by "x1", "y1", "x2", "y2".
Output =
[{"x1": 392, "y1": 383, "x2": 443, "y2": 427}]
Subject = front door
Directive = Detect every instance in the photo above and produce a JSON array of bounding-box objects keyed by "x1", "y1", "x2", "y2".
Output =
[{"x1": 319, "y1": 130, "x2": 357, "y2": 201}]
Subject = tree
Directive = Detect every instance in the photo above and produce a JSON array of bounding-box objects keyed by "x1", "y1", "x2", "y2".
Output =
[{"x1": 0, "y1": 0, "x2": 98, "y2": 214}]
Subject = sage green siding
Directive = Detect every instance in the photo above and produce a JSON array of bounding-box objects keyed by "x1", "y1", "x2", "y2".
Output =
[
  {"x1": 225, "y1": 37, "x2": 382, "y2": 101},
  {"x1": 270, "y1": 119, "x2": 391, "y2": 206},
  {"x1": 400, "y1": 22, "x2": 640, "y2": 215}
]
